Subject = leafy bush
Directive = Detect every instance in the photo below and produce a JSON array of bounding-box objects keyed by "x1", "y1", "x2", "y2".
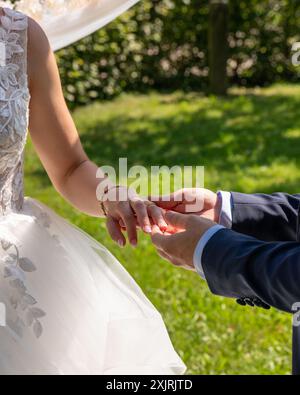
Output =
[
  {"x1": 9, "y1": 0, "x2": 300, "y2": 107},
  {"x1": 54, "y1": 0, "x2": 300, "y2": 108}
]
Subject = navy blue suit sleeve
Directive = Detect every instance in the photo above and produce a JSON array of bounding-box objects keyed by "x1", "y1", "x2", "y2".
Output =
[
  {"x1": 202, "y1": 228, "x2": 300, "y2": 313},
  {"x1": 231, "y1": 192, "x2": 300, "y2": 241}
]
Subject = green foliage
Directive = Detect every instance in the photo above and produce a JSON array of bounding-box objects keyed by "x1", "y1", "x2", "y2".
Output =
[
  {"x1": 25, "y1": 84, "x2": 300, "y2": 374},
  {"x1": 54, "y1": 0, "x2": 300, "y2": 108}
]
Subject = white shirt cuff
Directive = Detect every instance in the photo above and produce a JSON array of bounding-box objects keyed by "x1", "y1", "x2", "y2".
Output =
[
  {"x1": 193, "y1": 225, "x2": 225, "y2": 279},
  {"x1": 217, "y1": 190, "x2": 232, "y2": 229}
]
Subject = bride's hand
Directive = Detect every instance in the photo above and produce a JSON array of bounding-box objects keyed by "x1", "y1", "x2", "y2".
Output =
[{"x1": 102, "y1": 186, "x2": 167, "y2": 247}]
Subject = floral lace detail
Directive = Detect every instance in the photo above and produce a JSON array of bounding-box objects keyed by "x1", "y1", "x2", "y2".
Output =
[
  {"x1": 0, "y1": 238, "x2": 46, "y2": 338},
  {"x1": 0, "y1": 9, "x2": 38, "y2": 337},
  {"x1": 0, "y1": 8, "x2": 30, "y2": 215}
]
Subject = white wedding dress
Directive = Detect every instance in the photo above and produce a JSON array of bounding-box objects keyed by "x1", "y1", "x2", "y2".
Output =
[{"x1": 0, "y1": 8, "x2": 185, "y2": 375}]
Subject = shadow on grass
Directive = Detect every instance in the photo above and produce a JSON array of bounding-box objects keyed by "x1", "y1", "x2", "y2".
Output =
[
  {"x1": 81, "y1": 93, "x2": 300, "y2": 169},
  {"x1": 29, "y1": 87, "x2": 300, "y2": 194}
]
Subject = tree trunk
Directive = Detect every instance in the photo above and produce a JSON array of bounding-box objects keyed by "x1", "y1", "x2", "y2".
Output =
[{"x1": 208, "y1": 0, "x2": 229, "y2": 95}]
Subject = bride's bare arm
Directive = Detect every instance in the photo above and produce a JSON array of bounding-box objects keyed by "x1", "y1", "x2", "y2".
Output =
[
  {"x1": 28, "y1": 19, "x2": 100, "y2": 216},
  {"x1": 27, "y1": 19, "x2": 165, "y2": 246}
]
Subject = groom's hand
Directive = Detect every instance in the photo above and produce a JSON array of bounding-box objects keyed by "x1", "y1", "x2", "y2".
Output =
[
  {"x1": 150, "y1": 188, "x2": 220, "y2": 221},
  {"x1": 151, "y1": 211, "x2": 216, "y2": 270}
]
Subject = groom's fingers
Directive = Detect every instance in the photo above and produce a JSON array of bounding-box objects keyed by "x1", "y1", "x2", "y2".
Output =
[
  {"x1": 151, "y1": 225, "x2": 173, "y2": 251},
  {"x1": 156, "y1": 248, "x2": 172, "y2": 262},
  {"x1": 157, "y1": 248, "x2": 183, "y2": 267},
  {"x1": 149, "y1": 189, "x2": 190, "y2": 208},
  {"x1": 150, "y1": 189, "x2": 205, "y2": 213},
  {"x1": 148, "y1": 192, "x2": 178, "y2": 210}
]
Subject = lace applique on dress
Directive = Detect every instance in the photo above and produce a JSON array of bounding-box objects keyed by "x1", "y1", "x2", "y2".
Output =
[
  {"x1": 0, "y1": 9, "x2": 46, "y2": 339},
  {"x1": 0, "y1": 7, "x2": 30, "y2": 215},
  {"x1": 1, "y1": 238, "x2": 46, "y2": 339}
]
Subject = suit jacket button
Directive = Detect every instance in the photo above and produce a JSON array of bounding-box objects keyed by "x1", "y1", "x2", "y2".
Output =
[
  {"x1": 253, "y1": 298, "x2": 263, "y2": 307},
  {"x1": 253, "y1": 298, "x2": 270, "y2": 309},
  {"x1": 236, "y1": 298, "x2": 246, "y2": 306},
  {"x1": 261, "y1": 302, "x2": 271, "y2": 310},
  {"x1": 244, "y1": 298, "x2": 254, "y2": 307}
]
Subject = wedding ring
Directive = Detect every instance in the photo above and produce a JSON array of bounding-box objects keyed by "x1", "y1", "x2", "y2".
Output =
[
  {"x1": 99, "y1": 184, "x2": 124, "y2": 217},
  {"x1": 100, "y1": 200, "x2": 108, "y2": 217}
]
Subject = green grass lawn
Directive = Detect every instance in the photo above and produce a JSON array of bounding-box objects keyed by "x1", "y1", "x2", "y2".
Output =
[{"x1": 24, "y1": 83, "x2": 300, "y2": 374}]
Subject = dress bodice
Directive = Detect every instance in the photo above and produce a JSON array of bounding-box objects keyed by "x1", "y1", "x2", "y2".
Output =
[{"x1": 0, "y1": 8, "x2": 29, "y2": 215}]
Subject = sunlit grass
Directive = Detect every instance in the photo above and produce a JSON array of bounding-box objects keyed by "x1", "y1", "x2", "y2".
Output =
[{"x1": 24, "y1": 83, "x2": 300, "y2": 374}]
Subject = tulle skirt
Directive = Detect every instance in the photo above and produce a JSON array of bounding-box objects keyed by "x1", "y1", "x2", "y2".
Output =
[{"x1": 0, "y1": 197, "x2": 185, "y2": 375}]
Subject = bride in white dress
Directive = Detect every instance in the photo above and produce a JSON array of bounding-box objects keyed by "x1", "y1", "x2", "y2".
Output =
[{"x1": 0, "y1": 7, "x2": 185, "y2": 375}]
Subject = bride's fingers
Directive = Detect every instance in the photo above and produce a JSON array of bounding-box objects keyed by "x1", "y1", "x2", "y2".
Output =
[
  {"x1": 119, "y1": 217, "x2": 139, "y2": 230},
  {"x1": 119, "y1": 203, "x2": 138, "y2": 247},
  {"x1": 106, "y1": 216, "x2": 126, "y2": 247},
  {"x1": 119, "y1": 218, "x2": 125, "y2": 229},
  {"x1": 148, "y1": 193, "x2": 177, "y2": 210},
  {"x1": 130, "y1": 199, "x2": 152, "y2": 234},
  {"x1": 147, "y1": 204, "x2": 168, "y2": 231}
]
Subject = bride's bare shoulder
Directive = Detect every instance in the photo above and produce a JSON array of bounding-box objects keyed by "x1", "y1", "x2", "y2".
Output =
[
  {"x1": 27, "y1": 16, "x2": 50, "y2": 58},
  {"x1": 27, "y1": 16, "x2": 54, "y2": 88}
]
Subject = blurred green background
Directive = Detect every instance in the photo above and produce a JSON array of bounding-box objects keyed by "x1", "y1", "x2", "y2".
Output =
[
  {"x1": 21, "y1": 0, "x2": 300, "y2": 374},
  {"x1": 54, "y1": 0, "x2": 300, "y2": 107}
]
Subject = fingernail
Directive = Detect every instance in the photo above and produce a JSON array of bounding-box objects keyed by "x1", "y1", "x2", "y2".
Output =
[
  {"x1": 144, "y1": 226, "x2": 152, "y2": 234},
  {"x1": 152, "y1": 225, "x2": 162, "y2": 234},
  {"x1": 131, "y1": 239, "x2": 137, "y2": 247},
  {"x1": 118, "y1": 239, "x2": 124, "y2": 247}
]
